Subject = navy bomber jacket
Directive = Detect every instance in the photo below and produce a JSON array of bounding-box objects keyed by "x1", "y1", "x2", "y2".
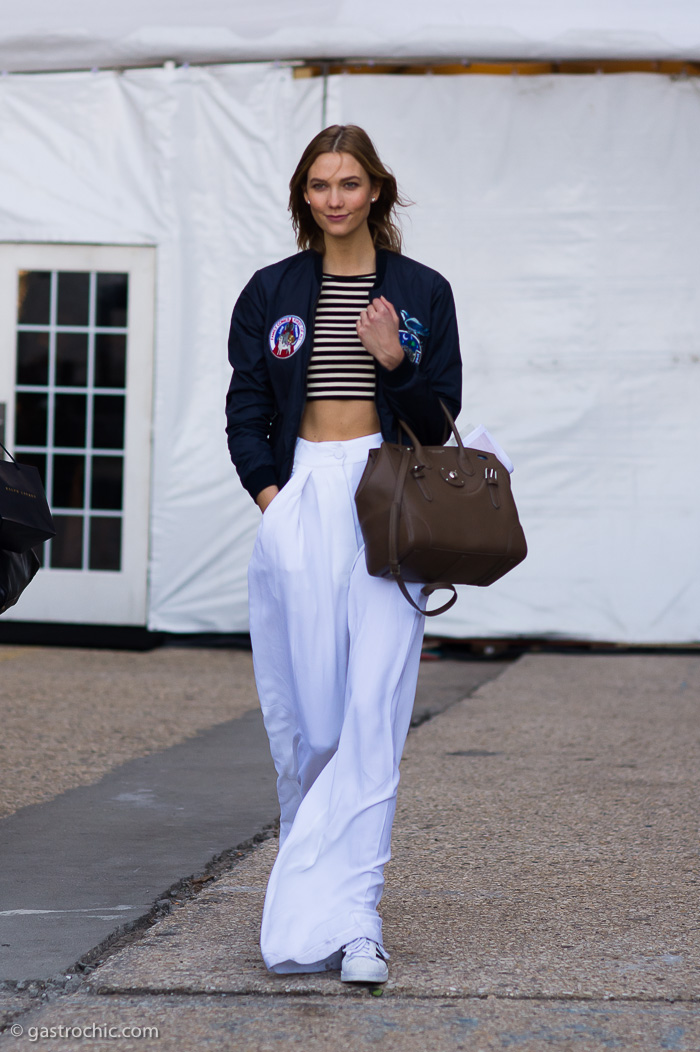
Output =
[{"x1": 226, "y1": 248, "x2": 462, "y2": 502}]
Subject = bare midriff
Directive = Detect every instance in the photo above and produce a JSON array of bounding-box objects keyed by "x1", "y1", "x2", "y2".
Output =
[{"x1": 298, "y1": 399, "x2": 381, "y2": 442}]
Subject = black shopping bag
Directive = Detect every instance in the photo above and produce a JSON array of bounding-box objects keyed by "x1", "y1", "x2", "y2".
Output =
[
  {"x1": 0, "y1": 443, "x2": 56, "y2": 553},
  {"x1": 0, "y1": 547, "x2": 41, "y2": 615}
]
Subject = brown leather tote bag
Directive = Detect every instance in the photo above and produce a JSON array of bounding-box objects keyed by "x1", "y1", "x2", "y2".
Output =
[{"x1": 354, "y1": 402, "x2": 527, "y2": 616}]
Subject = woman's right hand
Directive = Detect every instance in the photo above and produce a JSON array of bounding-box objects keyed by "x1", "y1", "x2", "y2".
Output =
[{"x1": 256, "y1": 485, "x2": 280, "y2": 513}]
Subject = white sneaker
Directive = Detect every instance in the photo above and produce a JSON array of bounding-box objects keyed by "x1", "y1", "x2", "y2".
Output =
[{"x1": 340, "y1": 938, "x2": 389, "y2": 983}]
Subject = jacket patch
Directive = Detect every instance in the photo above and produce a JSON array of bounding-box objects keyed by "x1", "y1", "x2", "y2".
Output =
[
  {"x1": 269, "y1": 315, "x2": 306, "y2": 359},
  {"x1": 398, "y1": 310, "x2": 429, "y2": 365}
]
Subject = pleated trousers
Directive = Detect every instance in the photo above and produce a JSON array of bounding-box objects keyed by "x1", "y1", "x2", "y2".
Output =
[{"x1": 247, "y1": 432, "x2": 426, "y2": 973}]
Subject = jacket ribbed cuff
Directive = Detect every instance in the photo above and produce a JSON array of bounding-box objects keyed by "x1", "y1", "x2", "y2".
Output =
[
  {"x1": 378, "y1": 355, "x2": 414, "y2": 388},
  {"x1": 244, "y1": 465, "x2": 279, "y2": 503}
]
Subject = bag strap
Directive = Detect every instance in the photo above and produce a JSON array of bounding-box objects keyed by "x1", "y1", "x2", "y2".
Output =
[
  {"x1": 388, "y1": 449, "x2": 411, "y2": 579},
  {"x1": 398, "y1": 575, "x2": 459, "y2": 618},
  {"x1": 387, "y1": 446, "x2": 459, "y2": 617},
  {"x1": 0, "y1": 441, "x2": 17, "y2": 464}
]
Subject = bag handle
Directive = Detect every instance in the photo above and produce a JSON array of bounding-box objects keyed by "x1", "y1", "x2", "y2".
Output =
[
  {"x1": 397, "y1": 401, "x2": 474, "y2": 477},
  {"x1": 387, "y1": 428, "x2": 459, "y2": 617},
  {"x1": 0, "y1": 441, "x2": 17, "y2": 464}
]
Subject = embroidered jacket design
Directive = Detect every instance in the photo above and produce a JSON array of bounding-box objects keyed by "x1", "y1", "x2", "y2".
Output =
[
  {"x1": 269, "y1": 315, "x2": 306, "y2": 358},
  {"x1": 398, "y1": 310, "x2": 430, "y2": 365}
]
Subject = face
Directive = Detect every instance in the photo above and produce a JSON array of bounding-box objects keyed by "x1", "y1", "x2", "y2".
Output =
[{"x1": 305, "y1": 152, "x2": 378, "y2": 243}]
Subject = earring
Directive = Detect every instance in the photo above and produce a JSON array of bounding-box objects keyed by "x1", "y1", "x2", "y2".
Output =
[{"x1": 371, "y1": 197, "x2": 376, "y2": 202}]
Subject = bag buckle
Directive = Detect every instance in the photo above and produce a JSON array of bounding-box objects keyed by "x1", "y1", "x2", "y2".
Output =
[
  {"x1": 440, "y1": 466, "x2": 465, "y2": 488},
  {"x1": 411, "y1": 462, "x2": 433, "y2": 501},
  {"x1": 485, "y1": 467, "x2": 500, "y2": 509}
]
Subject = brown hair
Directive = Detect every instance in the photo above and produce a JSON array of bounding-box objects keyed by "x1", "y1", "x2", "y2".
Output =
[{"x1": 289, "y1": 125, "x2": 408, "y2": 254}]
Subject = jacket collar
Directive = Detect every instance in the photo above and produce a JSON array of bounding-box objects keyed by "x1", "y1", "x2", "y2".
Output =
[{"x1": 311, "y1": 247, "x2": 391, "y2": 286}]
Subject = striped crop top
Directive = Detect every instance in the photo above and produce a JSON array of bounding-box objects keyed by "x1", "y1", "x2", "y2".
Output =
[{"x1": 305, "y1": 273, "x2": 377, "y2": 401}]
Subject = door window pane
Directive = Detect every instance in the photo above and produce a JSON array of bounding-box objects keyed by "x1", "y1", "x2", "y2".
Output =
[
  {"x1": 54, "y1": 394, "x2": 86, "y2": 447},
  {"x1": 89, "y1": 517, "x2": 122, "y2": 571},
  {"x1": 95, "y1": 334, "x2": 127, "y2": 388},
  {"x1": 57, "y1": 272, "x2": 90, "y2": 327},
  {"x1": 18, "y1": 271, "x2": 51, "y2": 325},
  {"x1": 14, "y1": 451, "x2": 46, "y2": 487},
  {"x1": 91, "y1": 456, "x2": 123, "y2": 510},
  {"x1": 16, "y1": 331, "x2": 49, "y2": 386},
  {"x1": 53, "y1": 454, "x2": 85, "y2": 509},
  {"x1": 51, "y1": 515, "x2": 83, "y2": 569},
  {"x1": 96, "y1": 273, "x2": 128, "y2": 327},
  {"x1": 14, "y1": 265, "x2": 131, "y2": 574},
  {"x1": 93, "y1": 395, "x2": 125, "y2": 449},
  {"x1": 15, "y1": 392, "x2": 48, "y2": 445},
  {"x1": 55, "y1": 332, "x2": 88, "y2": 387}
]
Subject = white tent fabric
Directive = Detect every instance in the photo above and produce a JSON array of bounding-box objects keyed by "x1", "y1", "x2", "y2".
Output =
[
  {"x1": 0, "y1": 63, "x2": 321, "y2": 632},
  {"x1": 2, "y1": 1, "x2": 700, "y2": 73},
  {"x1": 1, "y1": 63, "x2": 698, "y2": 641},
  {"x1": 326, "y1": 72, "x2": 700, "y2": 642}
]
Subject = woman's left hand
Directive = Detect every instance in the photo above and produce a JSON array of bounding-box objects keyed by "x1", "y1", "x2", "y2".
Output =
[{"x1": 356, "y1": 296, "x2": 404, "y2": 371}]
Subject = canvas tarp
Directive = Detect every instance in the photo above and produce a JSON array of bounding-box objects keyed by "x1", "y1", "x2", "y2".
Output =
[
  {"x1": 1, "y1": 63, "x2": 698, "y2": 641},
  {"x1": 2, "y1": 1, "x2": 700, "y2": 73}
]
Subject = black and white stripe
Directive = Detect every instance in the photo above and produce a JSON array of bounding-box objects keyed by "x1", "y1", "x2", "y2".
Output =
[{"x1": 306, "y1": 274, "x2": 377, "y2": 401}]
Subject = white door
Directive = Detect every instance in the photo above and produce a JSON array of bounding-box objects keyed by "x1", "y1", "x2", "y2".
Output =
[{"x1": 0, "y1": 244, "x2": 155, "y2": 625}]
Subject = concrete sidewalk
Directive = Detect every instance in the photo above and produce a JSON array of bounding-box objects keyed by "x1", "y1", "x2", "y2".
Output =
[
  {"x1": 0, "y1": 645, "x2": 504, "y2": 983},
  {"x1": 2, "y1": 652, "x2": 700, "y2": 1050}
]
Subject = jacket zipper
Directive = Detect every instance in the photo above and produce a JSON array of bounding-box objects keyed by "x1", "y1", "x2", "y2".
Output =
[{"x1": 287, "y1": 276, "x2": 323, "y2": 460}]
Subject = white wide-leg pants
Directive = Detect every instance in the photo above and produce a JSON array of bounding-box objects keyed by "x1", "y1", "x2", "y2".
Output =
[{"x1": 247, "y1": 432, "x2": 426, "y2": 973}]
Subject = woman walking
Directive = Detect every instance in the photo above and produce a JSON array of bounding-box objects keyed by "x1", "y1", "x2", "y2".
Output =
[{"x1": 226, "y1": 125, "x2": 462, "y2": 983}]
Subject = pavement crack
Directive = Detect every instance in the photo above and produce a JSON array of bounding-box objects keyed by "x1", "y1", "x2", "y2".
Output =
[
  {"x1": 42, "y1": 988, "x2": 700, "y2": 1006},
  {"x1": 0, "y1": 826, "x2": 279, "y2": 1033},
  {"x1": 71, "y1": 825, "x2": 279, "y2": 979}
]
